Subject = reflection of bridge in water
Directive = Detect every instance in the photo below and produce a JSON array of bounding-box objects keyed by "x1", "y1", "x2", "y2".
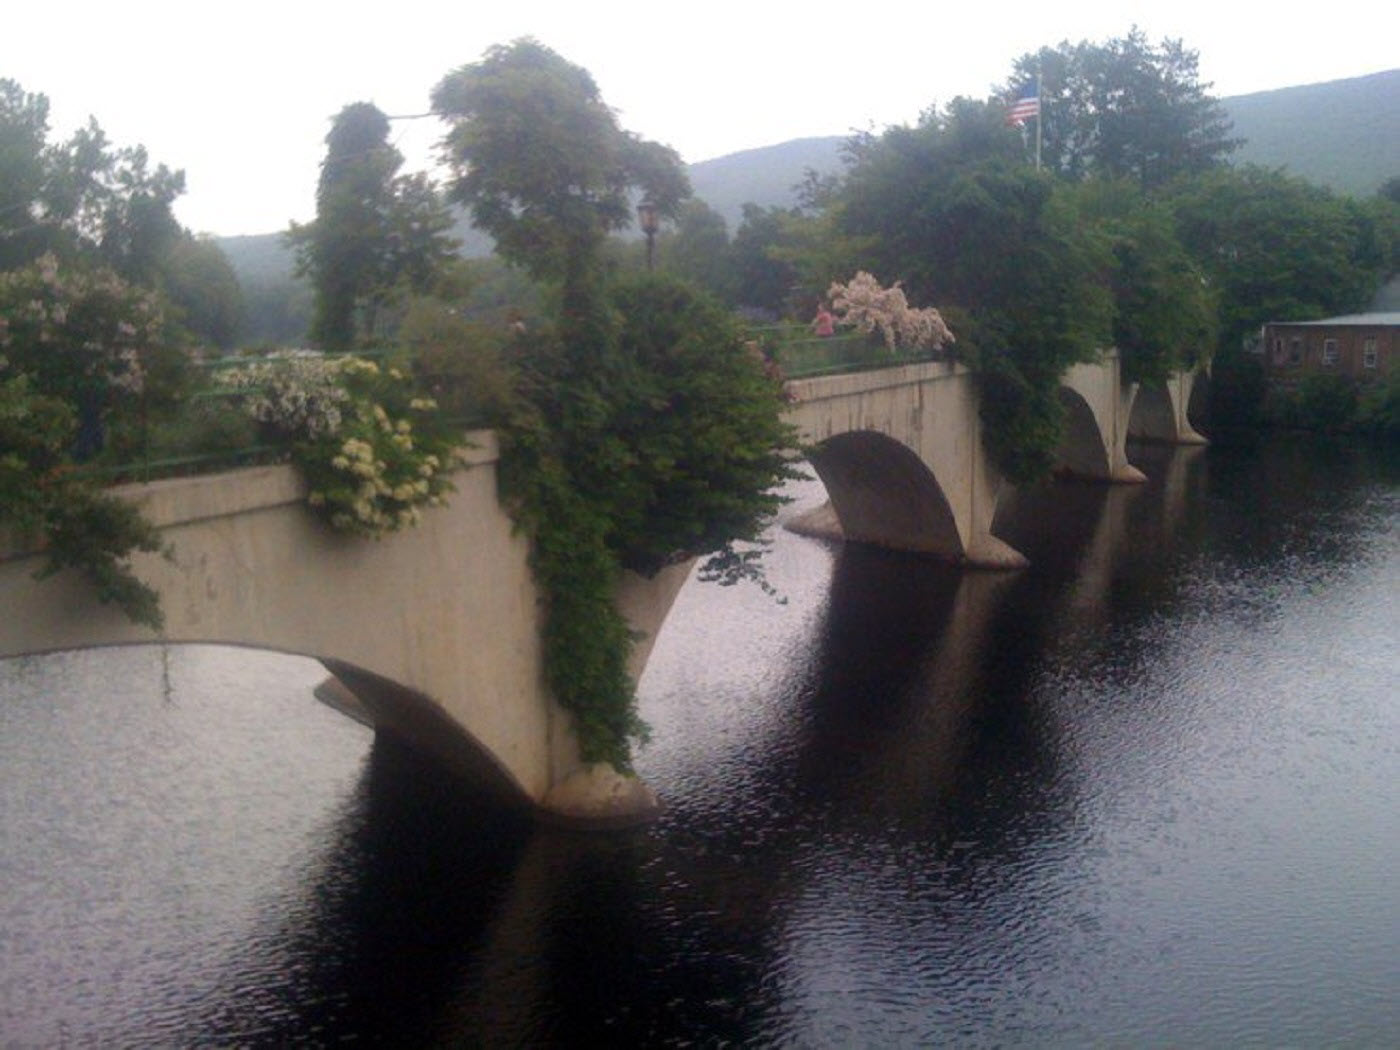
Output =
[{"x1": 0, "y1": 354, "x2": 1207, "y2": 823}]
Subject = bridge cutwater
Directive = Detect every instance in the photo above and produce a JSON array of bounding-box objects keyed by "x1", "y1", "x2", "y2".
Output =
[{"x1": 0, "y1": 353, "x2": 1206, "y2": 825}]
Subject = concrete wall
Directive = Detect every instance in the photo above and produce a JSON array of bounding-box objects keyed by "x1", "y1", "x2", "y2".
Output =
[
  {"x1": 784, "y1": 361, "x2": 1025, "y2": 567},
  {"x1": 1059, "y1": 352, "x2": 1146, "y2": 482}
]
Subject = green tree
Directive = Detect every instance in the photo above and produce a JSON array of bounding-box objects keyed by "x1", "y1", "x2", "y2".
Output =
[
  {"x1": 0, "y1": 79, "x2": 185, "y2": 279},
  {"x1": 1059, "y1": 179, "x2": 1216, "y2": 382},
  {"x1": 1169, "y1": 166, "x2": 1388, "y2": 354},
  {"x1": 658, "y1": 199, "x2": 735, "y2": 302},
  {"x1": 160, "y1": 233, "x2": 243, "y2": 349},
  {"x1": 289, "y1": 102, "x2": 455, "y2": 351},
  {"x1": 431, "y1": 41, "x2": 793, "y2": 769},
  {"x1": 836, "y1": 99, "x2": 1114, "y2": 481},
  {"x1": 0, "y1": 80, "x2": 52, "y2": 268},
  {"x1": 730, "y1": 203, "x2": 799, "y2": 314},
  {"x1": 432, "y1": 37, "x2": 689, "y2": 327},
  {"x1": 1008, "y1": 30, "x2": 1239, "y2": 188}
]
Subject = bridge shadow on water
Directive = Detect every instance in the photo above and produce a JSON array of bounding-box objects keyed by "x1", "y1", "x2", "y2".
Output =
[{"x1": 184, "y1": 734, "x2": 535, "y2": 1044}]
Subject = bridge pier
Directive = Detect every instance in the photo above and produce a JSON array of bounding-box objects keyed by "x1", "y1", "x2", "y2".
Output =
[
  {"x1": 1129, "y1": 367, "x2": 1210, "y2": 445},
  {"x1": 1057, "y1": 355, "x2": 1147, "y2": 483}
]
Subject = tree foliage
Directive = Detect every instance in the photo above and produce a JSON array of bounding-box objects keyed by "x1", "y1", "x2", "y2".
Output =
[
  {"x1": 656, "y1": 199, "x2": 735, "y2": 302},
  {"x1": 0, "y1": 80, "x2": 186, "y2": 282},
  {"x1": 1057, "y1": 179, "x2": 1216, "y2": 382},
  {"x1": 1, "y1": 365, "x2": 165, "y2": 627},
  {"x1": 161, "y1": 233, "x2": 243, "y2": 350},
  {"x1": 289, "y1": 102, "x2": 456, "y2": 351},
  {"x1": 836, "y1": 100, "x2": 1112, "y2": 481},
  {"x1": 499, "y1": 275, "x2": 797, "y2": 767},
  {"x1": 1008, "y1": 29, "x2": 1239, "y2": 187},
  {"x1": 432, "y1": 38, "x2": 689, "y2": 299},
  {"x1": 1168, "y1": 165, "x2": 1393, "y2": 354},
  {"x1": 431, "y1": 41, "x2": 793, "y2": 768}
]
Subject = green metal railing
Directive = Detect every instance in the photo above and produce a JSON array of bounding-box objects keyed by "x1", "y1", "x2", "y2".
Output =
[
  {"x1": 750, "y1": 324, "x2": 942, "y2": 380},
  {"x1": 75, "y1": 330, "x2": 941, "y2": 486}
]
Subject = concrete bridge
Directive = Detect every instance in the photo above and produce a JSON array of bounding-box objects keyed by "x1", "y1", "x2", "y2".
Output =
[
  {"x1": 0, "y1": 354, "x2": 1205, "y2": 824},
  {"x1": 783, "y1": 350, "x2": 1205, "y2": 566}
]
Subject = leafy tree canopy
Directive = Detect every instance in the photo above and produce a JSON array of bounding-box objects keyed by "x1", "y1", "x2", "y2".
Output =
[
  {"x1": 835, "y1": 99, "x2": 1116, "y2": 480},
  {"x1": 432, "y1": 38, "x2": 689, "y2": 291},
  {"x1": 288, "y1": 102, "x2": 456, "y2": 351},
  {"x1": 1007, "y1": 29, "x2": 1239, "y2": 188},
  {"x1": 1168, "y1": 165, "x2": 1395, "y2": 354},
  {"x1": 0, "y1": 79, "x2": 185, "y2": 281}
]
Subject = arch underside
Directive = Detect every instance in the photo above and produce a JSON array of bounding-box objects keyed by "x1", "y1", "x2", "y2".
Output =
[
  {"x1": 1055, "y1": 387, "x2": 1111, "y2": 478},
  {"x1": 807, "y1": 430, "x2": 965, "y2": 560},
  {"x1": 0, "y1": 636, "x2": 532, "y2": 810},
  {"x1": 1128, "y1": 382, "x2": 1178, "y2": 442}
]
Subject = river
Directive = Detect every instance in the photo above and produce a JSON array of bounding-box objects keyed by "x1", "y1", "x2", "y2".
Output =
[{"x1": 2, "y1": 435, "x2": 1396, "y2": 1046}]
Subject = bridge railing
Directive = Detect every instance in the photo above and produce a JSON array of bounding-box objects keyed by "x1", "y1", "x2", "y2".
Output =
[
  {"x1": 750, "y1": 324, "x2": 940, "y2": 380},
  {"x1": 75, "y1": 329, "x2": 941, "y2": 485}
]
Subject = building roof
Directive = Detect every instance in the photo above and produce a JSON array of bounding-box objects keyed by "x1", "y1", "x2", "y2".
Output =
[{"x1": 1268, "y1": 312, "x2": 1400, "y2": 327}]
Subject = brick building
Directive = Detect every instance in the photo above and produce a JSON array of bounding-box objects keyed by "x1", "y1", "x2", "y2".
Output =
[{"x1": 1259, "y1": 312, "x2": 1396, "y2": 383}]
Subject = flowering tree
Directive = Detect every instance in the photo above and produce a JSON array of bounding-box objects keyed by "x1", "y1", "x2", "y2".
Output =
[
  {"x1": 0, "y1": 253, "x2": 163, "y2": 405},
  {"x1": 827, "y1": 271, "x2": 955, "y2": 353}
]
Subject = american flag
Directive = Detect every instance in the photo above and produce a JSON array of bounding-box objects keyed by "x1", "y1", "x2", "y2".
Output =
[{"x1": 1006, "y1": 82, "x2": 1040, "y2": 126}]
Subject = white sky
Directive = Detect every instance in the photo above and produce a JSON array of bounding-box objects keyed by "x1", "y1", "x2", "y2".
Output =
[{"x1": 5, "y1": 2, "x2": 1395, "y2": 237}]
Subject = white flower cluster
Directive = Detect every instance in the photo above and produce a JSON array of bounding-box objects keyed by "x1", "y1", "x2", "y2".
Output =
[
  {"x1": 828, "y1": 271, "x2": 955, "y2": 353},
  {"x1": 315, "y1": 433, "x2": 446, "y2": 536},
  {"x1": 217, "y1": 352, "x2": 350, "y2": 438}
]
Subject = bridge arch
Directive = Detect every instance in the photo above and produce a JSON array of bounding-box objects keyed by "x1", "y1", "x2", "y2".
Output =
[
  {"x1": 1057, "y1": 354, "x2": 1147, "y2": 482},
  {"x1": 1054, "y1": 385, "x2": 1113, "y2": 479},
  {"x1": 806, "y1": 430, "x2": 964, "y2": 558},
  {"x1": 1128, "y1": 368, "x2": 1209, "y2": 445},
  {"x1": 783, "y1": 361, "x2": 1028, "y2": 568},
  {"x1": 0, "y1": 434, "x2": 689, "y2": 825}
]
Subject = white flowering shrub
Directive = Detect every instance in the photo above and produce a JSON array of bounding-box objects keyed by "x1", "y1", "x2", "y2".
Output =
[
  {"x1": 216, "y1": 351, "x2": 349, "y2": 439},
  {"x1": 827, "y1": 271, "x2": 956, "y2": 353},
  {"x1": 218, "y1": 354, "x2": 463, "y2": 538}
]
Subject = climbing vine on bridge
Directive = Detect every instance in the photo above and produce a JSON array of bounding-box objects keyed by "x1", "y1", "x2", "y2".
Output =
[{"x1": 499, "y1": 273, "x2": 799, "y2": 770}]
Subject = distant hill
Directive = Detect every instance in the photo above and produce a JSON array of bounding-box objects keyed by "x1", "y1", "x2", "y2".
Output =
[
  {"x1": 676, "y1": 71, "x2": 1400, "y2": 220},
  {"x1": 1223, "y1": 69, "x2": 1398, "y2": 196},
  {"x1": 687, "y1": 136, "x2": 846, "y2": 231}
]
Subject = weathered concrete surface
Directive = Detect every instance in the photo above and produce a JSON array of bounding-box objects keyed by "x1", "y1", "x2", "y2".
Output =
[
  {"x1": 0, "y1": 430, "x2": 676, "y2": 824},
  {"x1": 1058, "y1": 353, "x2": 1147, "y2": 483},
  {"x1": 784, "y1": 361, "x2": 1027, "y2": 568},
  {"x1": 1129, "y1": 368, "x2": 1210, "y2": 445}
]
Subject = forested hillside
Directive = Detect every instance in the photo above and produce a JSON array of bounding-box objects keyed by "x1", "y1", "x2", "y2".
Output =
[{"x1": 1225, "y1": 69, "x2": 1398, "y2": 196}]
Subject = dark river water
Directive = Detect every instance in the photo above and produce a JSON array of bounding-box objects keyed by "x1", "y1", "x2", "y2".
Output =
[{"x1": 2, "y1": 435, "x2": 1397, "y2": 1047}]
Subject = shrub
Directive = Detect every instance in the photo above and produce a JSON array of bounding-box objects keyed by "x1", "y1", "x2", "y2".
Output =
[
  {"x1": 217, "y1": 353, "x2": 464, "y2": 538},
  {"x1": 1, "y1": 363, "x2": 164, "y2": 626}
]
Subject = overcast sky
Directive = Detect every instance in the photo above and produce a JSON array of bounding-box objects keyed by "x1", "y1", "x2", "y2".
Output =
[{"x1": 5, "y1": 2, "x2": 1395, "y2": 237}]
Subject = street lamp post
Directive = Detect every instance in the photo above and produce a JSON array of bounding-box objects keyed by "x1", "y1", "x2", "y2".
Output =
[{"x1": 637, "y1": 198, "x2": 659, "y2": 271}]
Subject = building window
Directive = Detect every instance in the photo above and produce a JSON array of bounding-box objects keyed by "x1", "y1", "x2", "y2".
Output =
[
  {"x1": 1289, "y1": 337, "x2": 1303, "y2": 365},
  {"x1": 1362, "y1": 337, "x2": 1378, "y2": 369},
  {"x1": 1272, "y1": 337, "x2": 1286, "y2": 364},
  {"x1": 1322, "y1": 338, "x2": 1339, "y2": 366}
]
